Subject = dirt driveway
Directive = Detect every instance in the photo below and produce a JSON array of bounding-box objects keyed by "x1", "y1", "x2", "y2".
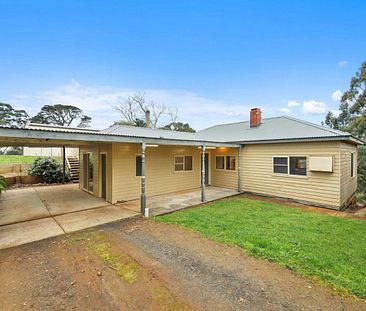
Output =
[{"x1": 0, "y1": 218, "x2": 365, "y2": 311}]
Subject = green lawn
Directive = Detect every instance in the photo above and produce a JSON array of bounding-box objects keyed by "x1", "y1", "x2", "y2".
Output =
[
  {"x1": 0, "y1": 155, "x2": 60, "y2": 165},
  {"x1": 155, "y1": 197, "x2": 366, "y2": 298}
]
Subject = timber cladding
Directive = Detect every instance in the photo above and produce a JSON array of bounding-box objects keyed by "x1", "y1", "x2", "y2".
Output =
[{"x1": 240, "y1": 141, "x2": 357, "y2": 209}]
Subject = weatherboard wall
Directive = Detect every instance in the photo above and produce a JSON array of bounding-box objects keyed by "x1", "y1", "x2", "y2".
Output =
[
  {"x1": 240, "y1": 141, "x2": 342, "y2": 209},
  {"x1": 340, "y1": 142, "x2": 358, "y2": 207},
  {"x1": 111, "y1": 143, "x2": 201, "y2": 203}
]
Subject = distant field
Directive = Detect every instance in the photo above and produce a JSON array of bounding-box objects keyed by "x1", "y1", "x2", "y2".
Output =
[{"x1": 0, "y1": 155, "x2": 61, "y2": 165}]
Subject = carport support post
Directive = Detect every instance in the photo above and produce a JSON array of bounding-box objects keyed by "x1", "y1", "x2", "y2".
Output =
[
  {"x1": 140, "y1": 142, "x2": 147, "y2": 215},
  {"x1": 62, "y1": 146, "x2": 66, "y2": 184},
  {"x1": 201, "y1": 145, "x2": 206, "y2": 202},
  {"x1": 237, "y1": 146, "x2": 241, "y2": 192}
]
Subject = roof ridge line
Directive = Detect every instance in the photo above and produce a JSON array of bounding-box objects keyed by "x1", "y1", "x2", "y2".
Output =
[{"x1": 198, "y1": 116, "x2": 284, "y2": 132}]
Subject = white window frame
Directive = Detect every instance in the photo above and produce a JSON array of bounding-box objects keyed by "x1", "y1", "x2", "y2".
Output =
[
  {"x1": 174, "y1": 155, "x2": 193, "y2": 172},
  {"x1": 272, "y1": 156, "x2": 308, "y2": 177},
  {"x1": 215, "y1": 155, "x2": 225, "y2": 170},
  {"x1": 215, "y1": 155, "x2": 237, "y2": 171},
  {"x1": 351, "y1": 152, "x2": 356, "y2": 178}
]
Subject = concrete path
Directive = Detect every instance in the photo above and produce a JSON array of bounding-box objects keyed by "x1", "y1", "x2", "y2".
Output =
[
  {"x1": 119, "y1": 186, "x2": 239, "y2": 216},
  {"x1": 0, "y1": 184, "x2": 139, "y2": 250}
]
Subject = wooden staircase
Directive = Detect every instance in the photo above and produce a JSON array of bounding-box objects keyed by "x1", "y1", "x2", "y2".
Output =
[{"x1": 66, "y1": 156, "x2": 79, "y2": 183}]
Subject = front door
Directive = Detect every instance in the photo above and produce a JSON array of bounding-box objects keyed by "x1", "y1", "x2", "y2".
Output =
[
  {"x1": 201, "y1": 153, "x2": 209, "y2": 186},
  {"x1": 101, "y1": 154, "x2": 107, "y2": 200}
]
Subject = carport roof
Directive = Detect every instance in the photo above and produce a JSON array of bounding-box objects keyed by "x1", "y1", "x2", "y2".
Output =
[{"x1": 0, "y1": 124, "x2": 240, "y2": 148}]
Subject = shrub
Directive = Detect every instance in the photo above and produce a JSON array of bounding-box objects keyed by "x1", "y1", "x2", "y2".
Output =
[{"x1": 27, "y1": 157, "x2": 70, "y2": 184}]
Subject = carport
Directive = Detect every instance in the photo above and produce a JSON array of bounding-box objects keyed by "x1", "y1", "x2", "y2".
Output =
[
  {"x1": 0, "y1": 184, "x2": 138, "y2": 249},
  {"x1": 0, "y1": 124, "x2": 241, "y2": 249}
]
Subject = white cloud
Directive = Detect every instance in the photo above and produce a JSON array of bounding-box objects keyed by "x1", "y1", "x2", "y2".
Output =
[
  {"x1": 331, "y1": 89, "x2": 342, "y2": 102},
  {"x1": 288, "y1": 101, "x2": 300, "y2": 108},
  {"x1": 338, "y1": 60, "x2": 348, "y2": 68},
  {"x1": 279, "y1": 107, "x2": 291, "y2": 114},
  {"x1": 9, "y1": 80, "x2": 253, "y2": 130},
  {"x1": 302, "y1": 100, "x2": 327, "y2": 114},
  {"x1": 330, "y1": 109, "x2": 341, "y2": 117}
]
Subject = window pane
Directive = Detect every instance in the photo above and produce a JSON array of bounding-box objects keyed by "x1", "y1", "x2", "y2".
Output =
[
  {"x1": 175, "y1": 156, "x2": 184, "y2": 164},
  {"x1": 216, "y1": 156, "x2": 224, "y2": 169},
  {"x1": 175, "y1": 163, "x2": 184, "y2": 171},
  {"x1": 351, "y1": 153, "x2": 354, "y2": 177},
  {"x1": 226, "y1": 156, "x2": 235, "y2": 170},
  {"x1": 88, "y1": 153, "x2": 93, "y2": 192},
  {"x1": 274, "y1": 157, "x2": 288, "y2": 165},
  {"x1": 136, "y1": 155, "x2": 142, "y2": 176},
  {"x1": 273, "y1": 165, "x2": 288, "y2": 174},
  {"x1": 185, "y1": 156, "x2": 193, "y2": 171},
  {"x1": 273, "y1": 157, "x2": 288, "y2": 174},
  {"x1": 290, "y1": 157, "x2": 307, "y2": 176}
]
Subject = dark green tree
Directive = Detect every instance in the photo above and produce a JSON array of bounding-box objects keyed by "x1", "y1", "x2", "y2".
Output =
[
  {"x1": 161, "y1": 122, "x2": 196, "y2": 133},
  {"x1": 30, "y1": 104, "x2": 91, "y2": 127},
  {"x1": 324, "y1": 60, "x2": 366, "y2": 202},
  {"x1": 0, "y1": 102, "x2": 29, "y2": 128}
]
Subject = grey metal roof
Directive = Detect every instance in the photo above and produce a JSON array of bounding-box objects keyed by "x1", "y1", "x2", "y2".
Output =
[
  {"x1": 195, "y1": 116, "x2": 362, "y2": 144},
  {"x1": 0, "y1": 115, "x2": 362, "y2": 146},
  {"x1": 101, "y1": 124, "x2": 198, "y2": 140}
]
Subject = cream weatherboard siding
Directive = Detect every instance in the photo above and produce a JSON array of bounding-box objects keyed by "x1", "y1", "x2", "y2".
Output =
[
  {"x1": 78, "y1": 140, "x2": 358, "y2": 210},
  {"x1": 111, "y1": 143, "x2": 201, "y2": 203},
  {"x1": 240, "y1": 141, "x2": 343, "y2": 209},
  {"x1": 340, "y1": 142, "x2": 358, "y2": 207},
  {"x1": 210, "y1": 147, "x2": 239, "y2": 190}
]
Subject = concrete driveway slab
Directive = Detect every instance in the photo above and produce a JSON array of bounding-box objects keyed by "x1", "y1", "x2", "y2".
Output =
[
  {"x1": 55, "y1": 205, "x2": 138, "y2": 233},
  {"x1": 0, "y1": 188, "x2": 49, "y2": 225},
  {"x1": 35, "y1": 184, "x2": 111, "y2": 215},
  {"x1": 0, "y1": 218, "x2": 64, "y2": 250}
]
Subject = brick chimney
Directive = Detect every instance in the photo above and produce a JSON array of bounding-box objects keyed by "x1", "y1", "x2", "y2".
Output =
[
  {"x1": 250, "y1": 108, "x2": 262, "y2": 127},
  {"x1": 145, "y1": 110, "x2": 151, "y2": 128}
]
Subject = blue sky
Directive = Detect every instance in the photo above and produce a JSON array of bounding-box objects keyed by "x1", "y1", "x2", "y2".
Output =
[{"x1": 0, "y1": 0, "x2": 365, "y2": 129}]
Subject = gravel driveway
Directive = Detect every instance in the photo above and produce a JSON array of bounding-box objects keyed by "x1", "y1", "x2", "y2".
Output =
[{"x1": 0, "y1": 217, "x2": 364, "y2": 310}]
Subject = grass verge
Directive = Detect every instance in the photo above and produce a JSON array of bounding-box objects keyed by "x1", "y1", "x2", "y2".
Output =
[
  {"x1": 155, "y1": 197, "x2": 366, "y2": 298},
  {"x1": 0, "y1": 155, "x2": 61, "y2": 165}
]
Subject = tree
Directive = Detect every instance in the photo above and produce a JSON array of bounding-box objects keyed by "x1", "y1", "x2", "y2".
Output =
[
  {"x1": 115, "y1": 92, "x2": 167, "y2": 128},
  {"x1": 324, "y1": 60, "x2": 366, "y2": 202},
  {"x1": 0, "y1": 102, "x2": 29, "y2": 128},
  {"x1": 161, "y1": 122, "x2": 196, "y2": 133},
  {"x1": 30, "y1": 104, "x2": 91, "y2": 127}
]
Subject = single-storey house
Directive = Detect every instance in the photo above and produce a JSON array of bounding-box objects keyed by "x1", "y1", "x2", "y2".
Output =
[{"x1": 0, "y1": 108, "x2": 362, "y2": 212}]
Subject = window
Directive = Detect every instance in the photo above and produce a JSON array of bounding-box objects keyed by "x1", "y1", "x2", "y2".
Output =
[
  {"x1": 216, "y1": 156, "x2": 225, "y2": 170},
  {"x1": 174, "y1": 155, "x2": 193, "y2": 172},
  {"x1": 136, "y1": 155, "x2": 142, "y2": 176},
  {"x1": 273, "y1": 157, "x2": 288, "y2": 174},
  {"x1": 226, "y1": 156, "x2": 236, "y2": 170},
  {"x1": 216, "y1": 155, "x2": 236, "y2": 171},
  {"x1": 82, "y1": 153, "x2": 94, "y2": 192},
  {"x1": 351, "y1": 153, "x2": 355, "y2": 177},
  {"x1": 290, "y1": 157, "x2": 307, "y2": 176}
]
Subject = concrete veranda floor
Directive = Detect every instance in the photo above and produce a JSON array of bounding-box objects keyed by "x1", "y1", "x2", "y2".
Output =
[
  {"x1": 119, "y1": 186, "x2": 239, "y2": 216},
  {"x1": 0, "y1": 184, "x2": 138, "y2": 250}
]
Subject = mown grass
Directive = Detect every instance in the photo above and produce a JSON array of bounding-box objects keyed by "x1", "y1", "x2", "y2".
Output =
[
  {"x1": 0, "y1": 155, "x2": 61, "y2": 165},
  {"x1": 156, "y1": 197, "x2": 366, "y2": 298}
]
